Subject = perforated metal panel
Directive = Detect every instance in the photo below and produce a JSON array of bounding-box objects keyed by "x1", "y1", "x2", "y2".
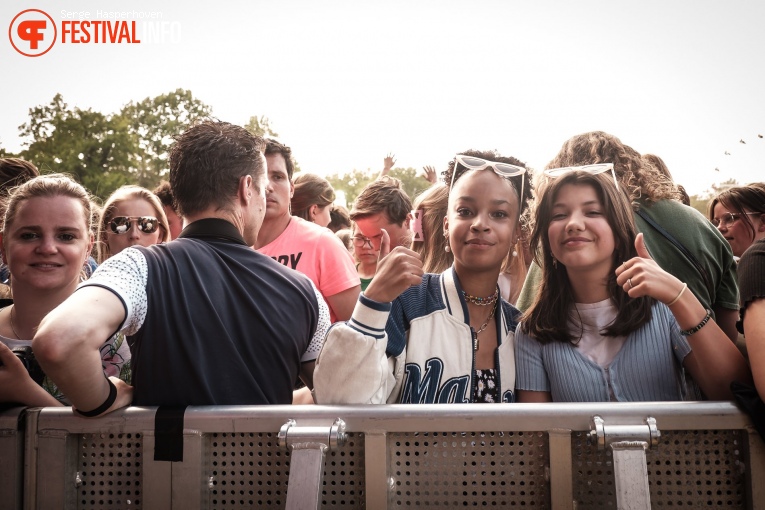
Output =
[
  {"x1": 389, "y1": 431, "x2": 550, "y2": 506},
  {"x1": 77, "y1": 432, "x2": 143, "y2": 509},
  {"x1": 572, "y1": 429, "x2": 747, "y2": 509},
  {"x1": 206, "y1": 431, "x2": 365, "y2": 509}
]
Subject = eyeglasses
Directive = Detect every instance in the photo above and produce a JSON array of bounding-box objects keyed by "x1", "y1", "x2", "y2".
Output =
[
  {"x1": 711, "y1": 211, "x2": 760, "y2": 229},
  {"x1": 452, "y1": 155, "x2": 526, "y2": 207},
  {"x1": 352, "y1": 235, "x2": 374, "y2": 249},
  {"x1": 109, "y1": 216, "x2": 160, "y2": 235},
  {"x1": 543, "y1": 163, "x2": 619, "y2": 190}
]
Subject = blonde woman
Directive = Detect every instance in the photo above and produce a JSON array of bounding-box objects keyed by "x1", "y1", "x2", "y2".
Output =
[
  {"x1": 97, "y1": 185, "x2": 171, "y2": 262},
  {"x1": 0, "y1": 174, "x2": 131, "y2": 406}
]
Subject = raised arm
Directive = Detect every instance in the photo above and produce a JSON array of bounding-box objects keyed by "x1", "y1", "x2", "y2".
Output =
[
  {"x1": 33, "y1": 286, "x2": 133, "y2": 415},
  {"x1": 313, "y1": 229, "x2": 423, "y2": 403},
  {"x1": 617, "y1": 234, "x2": 752, "y2": 400}
]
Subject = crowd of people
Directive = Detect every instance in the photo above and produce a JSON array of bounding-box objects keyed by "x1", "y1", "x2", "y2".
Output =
[{"x1": 0, "y1": 123, "x2": 762, "y2": 436}]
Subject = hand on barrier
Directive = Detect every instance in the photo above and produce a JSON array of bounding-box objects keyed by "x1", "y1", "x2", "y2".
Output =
[
  {"x1": 364, "y1": 228, "x2": 423, "y2": 303},
  {"x1": 72, "y1": 376, "x2": 133, "y2": 417}
]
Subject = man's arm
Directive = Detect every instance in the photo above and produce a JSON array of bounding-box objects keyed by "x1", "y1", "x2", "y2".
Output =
[
  {"x1": 325, "y1": 285, "x2": 361, "y2": 322},
  {"x1": 33, "y1": 287, "x2": 132, "y2": 414}
]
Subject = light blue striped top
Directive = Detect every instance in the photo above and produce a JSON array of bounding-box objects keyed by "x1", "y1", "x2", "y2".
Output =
[{"x1": 515, "y1": 303, "x2": 693, "y2": 402}]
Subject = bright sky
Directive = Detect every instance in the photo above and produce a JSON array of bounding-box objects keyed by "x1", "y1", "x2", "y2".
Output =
[{"x1": 2, "y1": 0, "x2": 763, "y2": 196}]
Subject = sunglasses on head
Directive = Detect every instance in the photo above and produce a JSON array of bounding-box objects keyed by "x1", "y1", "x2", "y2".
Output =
[
  {"x1": 452, "y1": 155, "x2": 526, "y2": 211},
  {"x1": 109, "y1": 216, "x2": 159, "y2": 235},
  {"x1": 543, "y1": 163, "x2": 619, "y2": 190}
]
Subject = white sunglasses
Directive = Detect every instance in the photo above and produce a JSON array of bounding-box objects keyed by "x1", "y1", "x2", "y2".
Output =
[
  {"x1": 451, "y1": 154, "x2": 526, "y2": 211},
  {"x1": 543, "y1": 163, "x2": 619, "y2": 190}
]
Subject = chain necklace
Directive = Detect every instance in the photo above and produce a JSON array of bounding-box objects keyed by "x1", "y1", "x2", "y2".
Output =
[
  {"x1": 471, "y1": 300, "x2": 497, "y2": 351},
  {"x1": 9, "y1": 305, "x2": 22, "y2": 340},
  {"x1": 462, "y1": 288, "x2": 499, "y2": 306}
]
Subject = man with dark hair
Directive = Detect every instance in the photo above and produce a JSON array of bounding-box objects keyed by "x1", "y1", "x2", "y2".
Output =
[
  {"x1": 255, "y1": 139, "x2": 360, "y2": 322},
  {"x1": 152, "y1": 181, "x2": 183, "y2": 239},
  {"x1": 351, "y1": 176, "x2": 413, "y2": 250},
  {"x1": 34, "y1": 121, "x2": 330, "y2": 414}
]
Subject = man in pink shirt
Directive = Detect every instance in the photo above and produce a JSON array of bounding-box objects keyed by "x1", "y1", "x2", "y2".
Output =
[{"x1": 254, "y1": 139, "x2": 360, "y2": 322}]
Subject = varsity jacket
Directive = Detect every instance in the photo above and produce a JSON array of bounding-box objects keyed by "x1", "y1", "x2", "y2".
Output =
[{"x1": 314, "y1": 268, "x2": 520, "y2": 404}]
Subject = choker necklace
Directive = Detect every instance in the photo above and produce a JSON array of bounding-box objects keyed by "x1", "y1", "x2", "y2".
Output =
[
  {"x1": 472, "y1": 300, "x2": 498, "y2": 351},
  {"x1": 9, "y1": 306, "x2": 22, "y2": 340},
  {"x1": 462, "y1": 288, "x2": 499, "y2": 306}
]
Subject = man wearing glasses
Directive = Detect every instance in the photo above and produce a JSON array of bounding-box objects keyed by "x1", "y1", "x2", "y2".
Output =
[
  {"x1": 351, "y1": 176, "x2": 414, "y2": 251},
  {"x1": 32, "y1": 121, "x2": 331, "y2": 415}
]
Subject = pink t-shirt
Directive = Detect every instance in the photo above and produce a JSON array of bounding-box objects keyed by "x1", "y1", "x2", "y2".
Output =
[{"x1": 258, "y1": 217, "x2": 360, "y2": 322}]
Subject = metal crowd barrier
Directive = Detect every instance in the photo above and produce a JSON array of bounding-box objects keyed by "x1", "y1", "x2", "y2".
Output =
[{"x1": 2, "y1": 402, "x2": 764, "y2": 509}]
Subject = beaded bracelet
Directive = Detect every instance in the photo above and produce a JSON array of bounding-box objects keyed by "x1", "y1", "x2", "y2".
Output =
[
  {"x1": 75, "y1": 377, "x2": 117, "y2": 417},
  {"x1": 680, "y1": 309, "x2": 712, "y2": 337}
]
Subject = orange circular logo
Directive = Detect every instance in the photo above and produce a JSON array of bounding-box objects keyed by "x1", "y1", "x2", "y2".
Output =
[{"x1": 9, "y1": 9, "x2": 57, "y2": 57}]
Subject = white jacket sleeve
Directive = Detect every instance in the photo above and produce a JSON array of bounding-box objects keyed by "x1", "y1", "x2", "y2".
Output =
[{"x1": 313, "y1": 294, "x2": 398, "y2": 404}]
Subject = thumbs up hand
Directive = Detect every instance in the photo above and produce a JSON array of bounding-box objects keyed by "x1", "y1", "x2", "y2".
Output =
[
  {"x1": 615, "y1": 233, "x2": 685, "y2": 304},
  {"x1": 364, "y1": 228, "x2": 424, "y2": 303}
]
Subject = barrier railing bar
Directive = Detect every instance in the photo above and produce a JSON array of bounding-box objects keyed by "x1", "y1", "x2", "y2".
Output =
[{"x1": 29, "y1": 403, "x2": 752, "y2": 434}]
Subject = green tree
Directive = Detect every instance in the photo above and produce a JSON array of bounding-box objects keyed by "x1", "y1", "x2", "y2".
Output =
[
  {"x1": 244, "y1": 115, "x2": 279, "y2": 138},
  {"x1": 326, "y1": 169, "x2": 375, "y2": 206},
  {"x1": 689, "y1": 178, "x2": 739, "y2": 215},
  {"x1": 120, "y1": 88, "x2": 213, "y2": 190},
  {"x1": 389, "y1": 167, "x2": 432, "y2": 203},
  {"x1": 326, "y1": 167, "x2": 432, "y2": 207},
  {"x1": 19, "y1": 94, "x2": 135, "y2": 198}
]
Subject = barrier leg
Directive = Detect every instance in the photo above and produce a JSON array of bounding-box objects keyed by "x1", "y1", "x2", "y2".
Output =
[
  {"x1": 610, "y1": 441, "x2": 650, "y2": 510},
  {"x1": 279, "y1": 418, "x2": 346, "y2": 510}
]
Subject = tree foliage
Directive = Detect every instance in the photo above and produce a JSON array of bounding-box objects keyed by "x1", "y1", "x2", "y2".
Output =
[
  {"x1": 121, "y1": 88, "x2": 213, "y2": 190},
  {"x1": 17, "y1": 90, "x2": 215, "y2": 199},
  {"x1": 19, "y1": 93, "x2": 134, "y2": 198},
  {"x1": 244, "y1": 115, "x2": 279, "y2": 138},
  {"x1": 325, "y1": 167, "x2": 432, "y2": 207}
]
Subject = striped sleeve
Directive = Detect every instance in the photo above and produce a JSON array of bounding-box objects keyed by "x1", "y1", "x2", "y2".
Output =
[{"x1": 514, "y1": 323, "x2": 551, "y2": 392}]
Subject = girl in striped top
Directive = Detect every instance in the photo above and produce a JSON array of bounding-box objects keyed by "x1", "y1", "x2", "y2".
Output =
[{"x1": 515, "y1": 167, "x2": 750, "y2": 402}]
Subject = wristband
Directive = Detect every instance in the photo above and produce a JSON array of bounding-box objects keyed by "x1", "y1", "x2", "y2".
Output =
[
  {"x1": 75, "y1": 377, "x2": 117, "y2": 417},
  {"x1": 680, "y1": 309, "x2": 712, "y2": 337},
  {"x1": 666, "y1": 282, "x2": 687, "y2": 307}
]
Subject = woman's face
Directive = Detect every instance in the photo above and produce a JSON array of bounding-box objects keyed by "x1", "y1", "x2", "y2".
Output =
[
  {"x1": 712, "y1": 202, "x2": 759, "y2": 257},
  {"x1": 2, "y1": 195, "x2": 92, "y2": 293},
  {"x1": 445, "y1": 170, "x2": 519, "y2": 274},
  {"x1": 311, "y1": 204, "x2": 332, "y2": 228},
  {"x1": 105, "y1": 197, "x2": 163, "y2": 257},
  {"x1": 547, "y1": 183, "x2": 615, "y2": 276}
]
